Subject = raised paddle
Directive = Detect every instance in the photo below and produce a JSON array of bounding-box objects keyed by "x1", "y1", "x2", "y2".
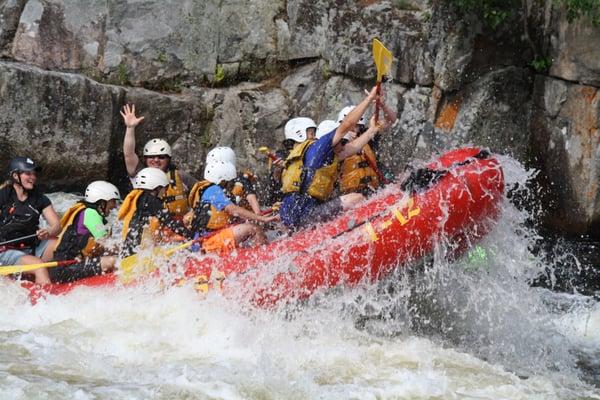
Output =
[
  {"x1": 0, "y1": 259, "x2": 78, "y2": 276},
  {"x1": 372, "y1": 38, "x2": 393, "y2": 123},
  {"x1": 370, "y1": 38, "x2": 394, "y2": 185}
]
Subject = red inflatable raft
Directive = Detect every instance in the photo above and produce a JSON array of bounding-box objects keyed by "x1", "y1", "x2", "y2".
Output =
[{"x1": 23, "y1": 147, "x2": 504, "y2": 307}]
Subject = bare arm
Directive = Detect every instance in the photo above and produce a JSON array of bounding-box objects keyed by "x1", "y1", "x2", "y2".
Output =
[
  {"x1": 333, "y1": 86, "x2": 378, "y2": 147},
  {"x1": 338, "y1": 116, "x2": 387, "y2": 160},
  {"x1": 224, "y1": 204, "x2": 277, "y2": 223},
  {"x1": 246, "y1": 193, "x2": 261, "y2": 214},
  {"x1": 39, "y1": 205, "x2": 61, "y2": 239},
  {"x1": 366, "y1": 87, "x2": 398, "y2": 124},
  {"x1": 120, "y1": 104, "x2": 145, "y2": 177}
]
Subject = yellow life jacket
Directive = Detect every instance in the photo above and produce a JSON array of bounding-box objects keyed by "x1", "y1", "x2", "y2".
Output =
[
  {"x1": 281, "y1": 140, "x2": 339, "y2": 201},
  {"x1": 191, "y1": 184, "x2": 233, "y2": 231},
  {"x1": 339, "y1": 144, "x2": 380, "y2": 194},
  {"x1": 188, "y1": 180, "x2": 212, "y2": 209},
  {"x1": 117, "y1": 189, "x2": 144, "y2": 239},
  {"x1": 281, "y1": 140, "x2": 314, "y2": 195},
  {"x1": 164, "y1": 169, "x2": 189, "y2": 216},
  {"x1": 55, "y1": 203, "x2": 97, "y2": 257}
]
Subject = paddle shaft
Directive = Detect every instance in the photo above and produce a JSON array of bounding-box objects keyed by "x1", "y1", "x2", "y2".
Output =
[
  {"x1": 0, "y1": 259, "x2": 79, "y2": 276},
  {"x1": 0, "y1": 234, "x2": 38, "y2": 246}
]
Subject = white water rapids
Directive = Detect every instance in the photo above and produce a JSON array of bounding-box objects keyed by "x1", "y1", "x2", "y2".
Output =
[{"x1": 1, "y1": 157, "x2": 599, "y2": 399}]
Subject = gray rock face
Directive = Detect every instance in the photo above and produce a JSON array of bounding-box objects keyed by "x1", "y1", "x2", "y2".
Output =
[
  {"x1": 11, "y1": 0, "x2": 106, "y2": 71},
  {"x1": 197, "y1": 84, "x2": 291, "y2": 177},
  {"x1": 11, "y1": 0, "x2": 285, "y2": 85},
  {"x1": 531, "y1": 75, "x2": 600, "y2": 234},
  {"x1": 449, "y1": 67, "x2": 533, "y2": 160},
  {"x1": 0, "y1": 61, "x2": 120, "y2": 188},
  {"x1": 550, "y1": 13, "x2": 600, "y2": 86},
  {"x1": 0, "y1": 0, "x2": 27, "y2": 54},
  {"x1": 2, "y1": 0, "x2": 600, "y2": 237}
]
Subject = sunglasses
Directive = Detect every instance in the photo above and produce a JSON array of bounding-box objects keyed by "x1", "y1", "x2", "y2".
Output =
[{"x1": 144, "y1": 155, "x2": 169, "y2": 160}]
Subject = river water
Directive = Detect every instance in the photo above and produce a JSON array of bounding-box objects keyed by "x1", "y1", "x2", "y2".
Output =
[{"x1": 1, "y1": 157, "x2": 599, "y2": 399}]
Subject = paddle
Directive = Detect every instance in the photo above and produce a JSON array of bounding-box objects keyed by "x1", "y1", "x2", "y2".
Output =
[
  {"x1": 0, "y1": 234, "x2": 38, "y2": 247},
  {"x1": 372, "y1": 38, "x2": 393, "y2": 124},
  {"x1": 0, "y1": 259, "x2": 78, "y2": 276},
  {"x1": 119, "y1": 235, "x2": 211, "y2": 284},
  {"x1": 369, "y1": 38, "x2": 394, "y2": 185},
  {"x1": 258, "y1": 146, "x2": 283, "y2": 166}
]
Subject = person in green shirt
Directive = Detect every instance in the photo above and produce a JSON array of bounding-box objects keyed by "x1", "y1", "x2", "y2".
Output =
[{"x1": 51, "y1": 181, "x2": 121, "y2": 283}]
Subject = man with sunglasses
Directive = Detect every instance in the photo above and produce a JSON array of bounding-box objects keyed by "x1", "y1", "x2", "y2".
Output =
[
  {"x1": 336, "y1": 95, "x2": 397, "y2": 196},
  {"x1": 120, "y1": 104, "x2": 197, "y2": 218},
  {"x1": 0, "y1": 157, "x2": 62, "y2": 284}
]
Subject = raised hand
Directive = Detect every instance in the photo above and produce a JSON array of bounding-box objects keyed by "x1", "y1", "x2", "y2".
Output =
[{"x1": 120, "y1": 104, "x2": 145, "y2": 128}]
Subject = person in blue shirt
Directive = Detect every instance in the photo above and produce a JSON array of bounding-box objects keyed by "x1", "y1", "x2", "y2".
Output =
[
  {"x1": 191, "y1": 161, "x2": 277, "y2": 254},
  {"x1": 279, "y1": 86, "x2": 390, "y2": 228}
]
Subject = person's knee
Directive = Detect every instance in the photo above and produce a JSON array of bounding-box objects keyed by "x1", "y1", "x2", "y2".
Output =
[
  {"x1": 100, "y1": 256, "x2": 116, "y2": 272},
  {"x1": 341, "y1": 193, "x2": 365, "y2": 209},
  {"x1": 19, "y1": 255, "x2": 42, "y2": 265}
]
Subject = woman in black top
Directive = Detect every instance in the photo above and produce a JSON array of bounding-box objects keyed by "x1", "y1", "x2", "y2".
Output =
[{"x1": 0, "y1": 157, "x2": 61, "y2": 284}]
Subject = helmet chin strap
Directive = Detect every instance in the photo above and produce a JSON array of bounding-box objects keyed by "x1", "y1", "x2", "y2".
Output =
[{"x1": 12, "y1": 172, "x2": 27, "y2": 192}]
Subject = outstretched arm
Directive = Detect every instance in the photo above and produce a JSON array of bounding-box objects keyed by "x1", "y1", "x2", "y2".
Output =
[
  {"x1": 224, "y1": 204, "x2": 277, "y2": 223},
  {"x1": 338, "y1": 116, "x2": 388, "y2": 160},
  {"x1": 332, "y1": 86, "x2": 378, "y2": 147},
  {"x1": 120, "y1": 104, "x2": 145, "y2": 177}
]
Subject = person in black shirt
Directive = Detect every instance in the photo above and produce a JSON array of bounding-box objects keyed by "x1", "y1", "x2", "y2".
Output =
[
  {"x1": 118, "y1": 167, "x2": 191, "y2": 257},
  {"x1": 0, "y1": 157, "x2": 61, "y2": 284}
]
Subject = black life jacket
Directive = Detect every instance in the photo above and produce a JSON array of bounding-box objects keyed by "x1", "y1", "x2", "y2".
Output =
[
  {"x1": 54, "y1": 203, "x2": 105, "y2": 261},
  {"x1": 0, "y1": 189, "x2": 41, "y2": 248}
]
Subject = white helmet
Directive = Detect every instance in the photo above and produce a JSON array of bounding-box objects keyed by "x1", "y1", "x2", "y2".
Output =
[
  {"x1": 297, "y1": 117, "x2": 317, "y2": 134},
  {"x1": 143, "y1": 139, "x2": 172, "y2": 157},
  {"x1": 134, "y1": 167, "x2": 170, "y2": 190},
  {"x1": 316, "y1": 120, "x2": 339, "y2": 139},
  {"x1": 337, "y1": 105, "x2": 366, "y2": 126},
  {"x1": 204, "y1": 161, "x2": 237, "y2": 184},
  {"x1": 284, "y1": 117, "x2": 316, "y2": 143},
  {"x1": 206, "y1": 146, "x2": 236, "y2": 165},
  {"x1": 85, "y1": 181, "x2": 120, "y2": 203}
]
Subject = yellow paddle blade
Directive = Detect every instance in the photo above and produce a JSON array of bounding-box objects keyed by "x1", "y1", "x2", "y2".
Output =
[
  {"x1": 372, "y1": 38, "x2": 393, "y2": 82},
  {"x1": 119, "y1": 240, "x2": 197, "y2": 284},
  {"x1": 258, "y1": 146, "x2": 270, "y2": 154},
  {"x1": 0, "y1": 261, "x2": 61, "y2": 275}
]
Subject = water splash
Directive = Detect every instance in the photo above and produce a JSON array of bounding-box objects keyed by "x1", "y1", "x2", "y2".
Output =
[{"x1": 1, "y1": 155, "x2": 599, "y2": 399}]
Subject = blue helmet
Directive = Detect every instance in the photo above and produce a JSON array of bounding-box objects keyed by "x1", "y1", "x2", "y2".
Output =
[{"x1": 8, "y1": 157, "x2": 41, "y2": 176}]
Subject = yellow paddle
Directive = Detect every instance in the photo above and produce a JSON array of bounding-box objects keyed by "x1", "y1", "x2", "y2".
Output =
[
  {"x1": 372, "y1": 38, "x2": 393, "y2": 122},
  {"x1": 0, "y1": 259, "x2": 78, "y2": 276},
  {"x1": 119, "y1": 239, "x2": 201, "y2": 284},
  {"x1": 258, "y1": 146, "x2": 283, "y2": 165}
]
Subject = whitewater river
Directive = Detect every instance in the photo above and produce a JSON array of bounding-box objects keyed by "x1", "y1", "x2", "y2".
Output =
[{"x1": 1, "y1": 157, "x2": 599, "y2": 399}]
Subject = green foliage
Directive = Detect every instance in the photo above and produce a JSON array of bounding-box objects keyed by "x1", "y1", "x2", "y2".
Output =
[
  {"x1": 557, "y1": 0, "x2": 600, "y2": 26},
  {"x1": 530, "y1": 56, "x2": 553, "y2": 73},
  {"x1": 117, "y1": 63, "x2": 129, "y2": 86},
  {"x1": 321, "y1": 62, "x2": 331, "y2": 80},
  {"x1": 156, "y1": 52, "x2": 168, "y2": 63},
  {"x1": 393, "y1": 0, "x2": 421, "y2": 11},
  {"x1": 213, "y1": 64, "x2": 226, "y2": 85},
  {"x1": 445, "y1": 0, "x2": 518, "y2": 29}
]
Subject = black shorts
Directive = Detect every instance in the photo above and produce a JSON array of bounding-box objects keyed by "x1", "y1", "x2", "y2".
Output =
[{"x1": 49, "y1": 257, "x2": 103, "y2": 284}]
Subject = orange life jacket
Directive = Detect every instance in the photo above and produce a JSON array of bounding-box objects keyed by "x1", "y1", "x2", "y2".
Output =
[{"x1": 339, "y1": 144, "x2": 380, "y2": 194}]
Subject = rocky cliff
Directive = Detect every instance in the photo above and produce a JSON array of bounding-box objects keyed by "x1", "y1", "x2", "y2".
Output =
[{"x1": 0, "y1": 0, "x2": 599, "y2": 236}]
